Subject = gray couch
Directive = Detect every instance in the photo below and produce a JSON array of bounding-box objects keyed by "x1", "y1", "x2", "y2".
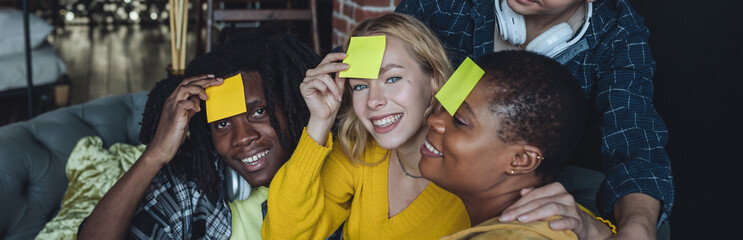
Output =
[{"x1": 0, "y1": 91, "x2": 147, "y2": 239}]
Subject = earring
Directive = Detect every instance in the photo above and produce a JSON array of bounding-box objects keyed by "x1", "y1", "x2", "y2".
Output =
[
  {"x1": 508, "y1": 169, "x2": 516, "y2": 175},
  {"x1": 536, "y1": 155, "x2": 544, "y2": 161}
]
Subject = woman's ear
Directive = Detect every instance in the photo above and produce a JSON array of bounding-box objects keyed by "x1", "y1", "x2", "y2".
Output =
[{"x1": 508, "y1": 145, "x2": 543, "y2": 175}]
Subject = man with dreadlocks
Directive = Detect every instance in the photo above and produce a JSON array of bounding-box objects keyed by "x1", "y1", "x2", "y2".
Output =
[{"x1": 78, "y1": 28, "x2": 318, "y2": 239}]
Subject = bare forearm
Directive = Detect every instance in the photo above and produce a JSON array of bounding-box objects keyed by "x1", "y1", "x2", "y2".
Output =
[
  {"x1": 78, "y1": 152, "x2": 166, "y2": 239},
  {"x1": 612, "y1": 193, "x2": 660, "y2": 239}
]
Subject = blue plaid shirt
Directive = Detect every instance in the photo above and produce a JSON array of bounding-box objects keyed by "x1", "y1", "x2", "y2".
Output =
[
  {"x1": 127, "y1": 163, "x2": 232, "y2": 239},
  {"x1": 397, "y1": 0, "x2": 674, "y2": 222}
]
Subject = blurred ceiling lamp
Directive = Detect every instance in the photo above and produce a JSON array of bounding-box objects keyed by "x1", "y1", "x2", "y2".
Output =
[
  {"x1": 65, "y1": 11, "x2": 75, "y2": 21},
  {"x1": 117, "y1": 7, "x2": 127, "y2": 19},
  {"x1": 129, "y1": 11, "x2": 140, "y2": 21},
  {"x1": 169, "y1": 0, "x2": 188, "y2": 74}
]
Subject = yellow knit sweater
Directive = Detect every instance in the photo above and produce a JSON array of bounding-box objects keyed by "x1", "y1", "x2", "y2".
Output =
[
  {"x1": 441, "y1": 216, "x2": 577, "y2": 240},
  {"x1": 262, "y1": 129, "x2": 470, "y2": 239}
]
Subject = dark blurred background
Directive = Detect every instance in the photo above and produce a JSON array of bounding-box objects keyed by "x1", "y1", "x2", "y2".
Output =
[{"x1": 630, "y1": 0, "x2": 743, "y2": 238}]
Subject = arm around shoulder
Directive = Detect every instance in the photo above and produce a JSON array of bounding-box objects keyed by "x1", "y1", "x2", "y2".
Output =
[
  {"x1": 592, "y1": 19, "x2": 673, "y2": 235},
  {"x1": 609, "y1": 193, "x2": 660, "y2": 239}
]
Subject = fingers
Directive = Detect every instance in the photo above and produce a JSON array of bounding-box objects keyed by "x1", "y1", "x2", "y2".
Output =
[
  {"x1": 504, "y1": 182, "x2": 568, "y2": 212},
  {"x1": 184, "y1": 78, "x2": 225, "y2": 100},
  {"x1": 520, "y1": 187, "x2": 534, "y2": 196},
  {"x1": 175, "y1": 85, "x2": 210, "y2": 102},
  {"x1": 303, "y1": 67, "x2": 347, "y2": 102},
  {"x1": 176, "y1": 97, "x2": 201, "y2": 113},
  {"x1": 503, "y1": 197, "x2": 577, "y2": 223},
  {"x1": 186, "y1": 95, "x2": 202, "y2": 113},
  {"x1": 149, "y1": 76, "x2": 220, "y2": 162},
  {"x1": 500, "y1": 183, "x2": 574, "y2": 223},
  {"x1": 180, "y1": 74, "x2": 215, "y2": 86},
  {"x1": 306, "y1": 62, "x2": 349, "y2": 79},
  {"x1": 306, "y1": 53, "x2": 348, "y2": 78},
  {"x1": 301, "y1": 79, "x2": 333, "y2": 98},
  {"x1": 301, "y1": 53, "x2": 349, "y2": 102},
  {"x1": 319, "y1": 74, "x2": 343, "y2": 101},
  {"x1": 172, "y1": 75, "x2": 224, "y2": 101},
  {"x1": 319, "y1": 52, "x2": 347, "y2": 65},
  {"x1": 187, "y1": 77, "x2": 225, "y2": 89},
  {"x1": 547, "y1": 217, "x2": 581, "y2": 231}
]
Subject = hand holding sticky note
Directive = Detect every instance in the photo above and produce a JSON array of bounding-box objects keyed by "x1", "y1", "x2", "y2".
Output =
[
  {"x1": 435, "y1": 57, "x2": 485, "y2": 116},
  {"x1": 339, "y1": 35, "x2": 386, "y2": 79},
  {"x1": 205, "y1": 73, "x2": 247, "y2": 123}
]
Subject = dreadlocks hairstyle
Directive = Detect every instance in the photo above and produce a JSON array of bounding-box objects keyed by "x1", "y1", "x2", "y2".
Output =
[
  {"x1": 476, "y1": 50, "x2": 586, "y2": 184},
  {"x1": 139, "y1": 28, "x2": 318, "y2": 193}
]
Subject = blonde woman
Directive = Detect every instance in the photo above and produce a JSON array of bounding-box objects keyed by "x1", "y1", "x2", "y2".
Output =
[{"x1": 261, "y1": 13, "x2": 469, "y2": 239}]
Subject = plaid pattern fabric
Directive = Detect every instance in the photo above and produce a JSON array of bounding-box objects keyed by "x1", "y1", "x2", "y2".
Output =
[
  {"x1": 128, "y1": 164, "x2": 231, "y2": 239},
  {"x1": 397, "y1": 0, "x2": 674, "y2": 221}
]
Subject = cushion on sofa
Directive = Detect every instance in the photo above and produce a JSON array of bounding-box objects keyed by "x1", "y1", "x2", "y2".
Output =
[
  {"x1": 0, "y1": 8, "x2": 54, "y2": 56},
  {"x1": 34, "y1": 136, "x2": 145, "y2": 240}
]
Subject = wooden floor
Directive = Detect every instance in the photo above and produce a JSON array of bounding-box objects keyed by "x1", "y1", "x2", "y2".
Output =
[
  {"x1": 55, "y1": 24, "x2": 196, "y2": 105},
  {"x1": 0, "y1": 24, "x2": 196, "y2": 126}
]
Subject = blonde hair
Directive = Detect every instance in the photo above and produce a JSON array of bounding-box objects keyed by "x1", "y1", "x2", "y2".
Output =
[{"x1": 337, "y1": 13, "x2": 452, "y2": 165}]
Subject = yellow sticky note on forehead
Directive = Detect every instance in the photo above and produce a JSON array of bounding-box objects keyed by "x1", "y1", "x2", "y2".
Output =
[
  {"x1": 435, "y1": 57, "x2": 485, "y2": 116},
  {"x1": 339, "y1": 35, "x2": 386, "y2": 79},
  {"x1": 205, "y1": 73, "x2": 247, "y2": 123}
]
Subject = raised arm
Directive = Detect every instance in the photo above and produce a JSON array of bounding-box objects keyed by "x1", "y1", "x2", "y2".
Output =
[
  {"x1": 78, "y1": 75, "x2": 223, "y2": 239},
  {"x1": 262, "y1": 130, "x2": 356, "y2": 239},
  {"x1": 262, "y1": 53, "x2": 355, "y2": 239},
  {"x1": 301, "y1": 52, "x2": 348, "y2": 144}
]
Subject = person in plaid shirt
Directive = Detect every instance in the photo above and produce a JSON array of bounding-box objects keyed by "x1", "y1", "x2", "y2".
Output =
[
  {"x1": 78, "y1": 29, "x2": 320, "y2": 239},
  {"x1": 397, "y1": 0, "x2": 673, "y2": 239}
]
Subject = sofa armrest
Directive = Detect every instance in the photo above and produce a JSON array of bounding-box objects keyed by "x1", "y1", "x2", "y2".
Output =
[{"x1": 0, "y1": 91, "x2": 147, "y2": 240}]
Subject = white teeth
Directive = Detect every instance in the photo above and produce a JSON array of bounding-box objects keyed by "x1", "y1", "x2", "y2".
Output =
[
  {"x1": 240, "y1": 150, "x2": 270, "y2": 165},
  {"x1": 424, "y1": 141, "x2": 443, "y2": 156},
  {"x1": 372, "y1": 114, "x2": 403, "y2": 127}
]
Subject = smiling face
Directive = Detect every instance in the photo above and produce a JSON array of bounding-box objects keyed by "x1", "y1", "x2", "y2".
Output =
[
  {"x1": 419, "y1": 82, "x2": 524, "y2": 196},
  {"x1": 506, "y1": 0, "x2": 588, "y2": 16},
  {"x1": 348, "y1": 36, "x2": 434, "y2": 150},
  {"x1": 210, "y1": 71, "x2": 290, "y2": 187}
]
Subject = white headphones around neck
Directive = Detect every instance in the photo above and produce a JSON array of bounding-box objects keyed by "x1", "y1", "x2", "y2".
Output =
[
  {"x1": 225, "y1": 167, "x2": 252, "y2": 202},
  {"x1": 495, "y1": 0, "x2": 592, "y2": 58}
]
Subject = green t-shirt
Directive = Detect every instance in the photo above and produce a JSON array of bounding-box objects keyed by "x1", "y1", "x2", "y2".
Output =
[{"x1": 229, "y1": 186, "x2": 269, "y2": 240}]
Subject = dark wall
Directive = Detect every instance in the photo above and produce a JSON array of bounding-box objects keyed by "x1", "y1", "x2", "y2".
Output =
[{"x1": 629, "y1": 0, "x2": 743, "y2": 238}]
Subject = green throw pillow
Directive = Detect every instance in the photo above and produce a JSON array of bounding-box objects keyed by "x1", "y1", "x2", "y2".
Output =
[{"x1": 35, "y1": 136, "x2": 145, "y2": 240}]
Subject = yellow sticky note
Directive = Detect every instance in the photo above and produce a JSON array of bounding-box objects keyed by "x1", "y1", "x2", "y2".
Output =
[
  {"x1": 205, "y1": 73, "x2": 247, "y2": 123},
  {"x1": 339, "y1": 35, "x2": 386, "y2": 79},
  {"x1": 435, "y1": 57, "x2": 485, "y2": 116}
]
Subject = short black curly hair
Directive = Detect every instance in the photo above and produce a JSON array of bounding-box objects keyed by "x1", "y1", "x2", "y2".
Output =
[
  {"x1": 139, "y1": 27, "x2": 319, "y2": 193},
  {"x1": 476, "y1": 50, "x2": 585, "y2": 183}
]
